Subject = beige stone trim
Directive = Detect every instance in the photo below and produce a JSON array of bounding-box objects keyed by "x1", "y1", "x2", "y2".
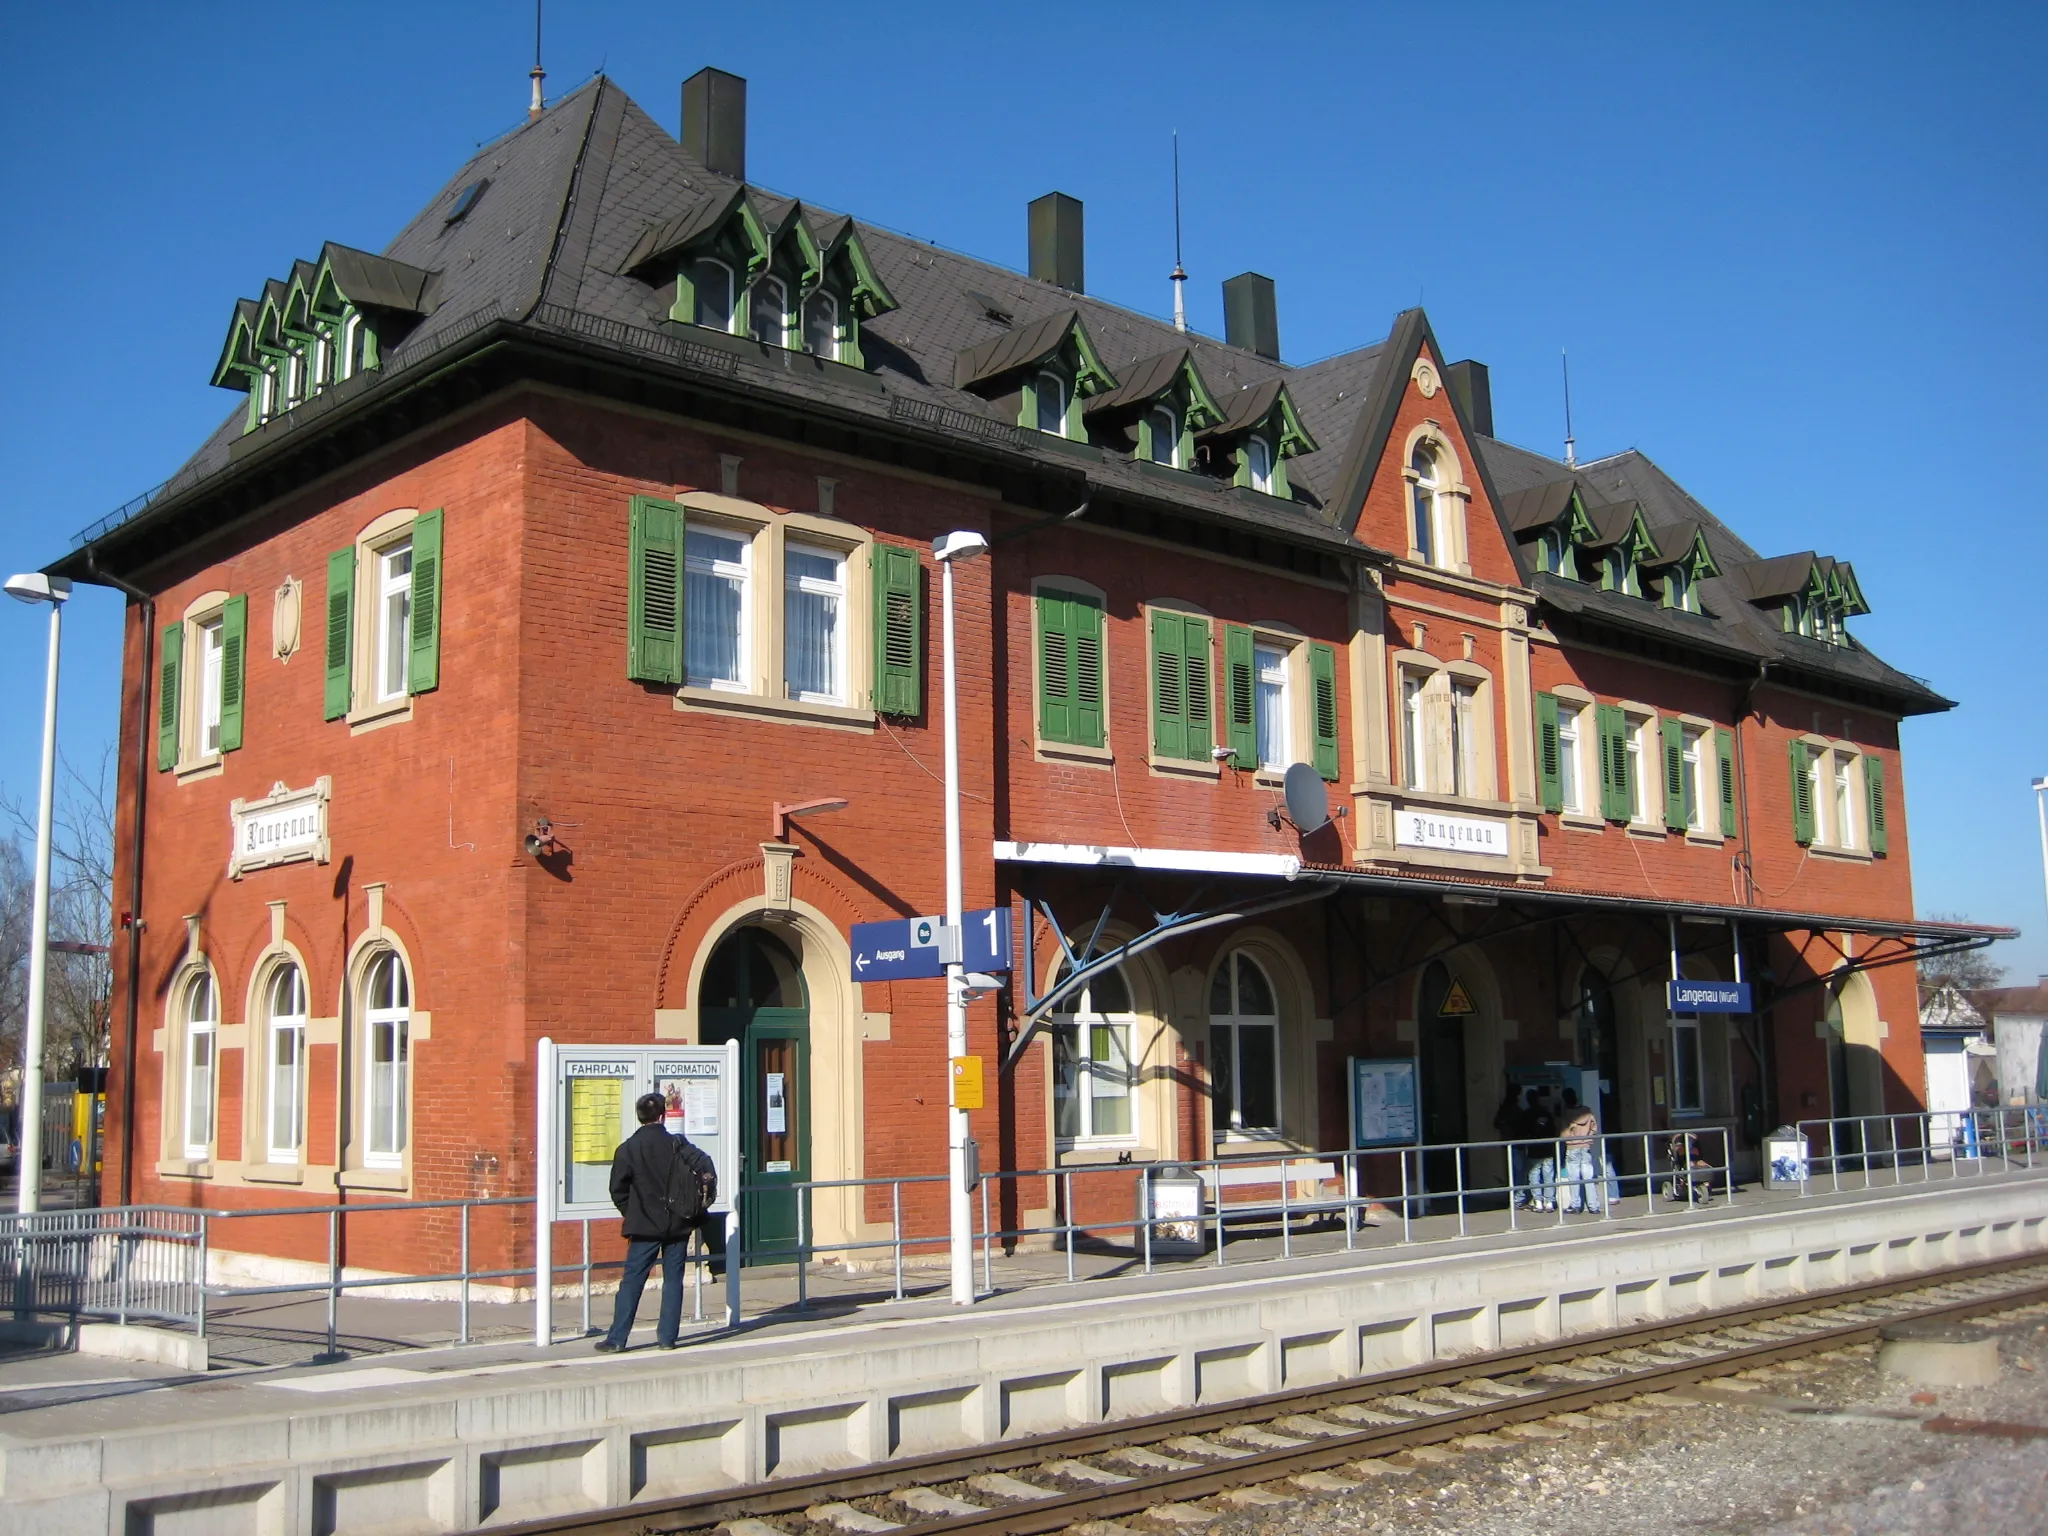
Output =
[
  {"x1": 1351, "y1": 571, "x2": 1391, "y2": 787},
  {"x1": 343, "y1": 508, "x2": 424, "y2": 730}
]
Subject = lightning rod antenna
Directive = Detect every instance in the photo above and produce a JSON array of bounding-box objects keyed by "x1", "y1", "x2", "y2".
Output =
[
  {"x1": 1170, "y1": 131, "x2": 1188, "y2": 333},
  {"x1": 528, "y1": 0, "x2": 546, "y2": 121},
  {"x1": 1561, "y1": 349, "x2": 1577, "y2": 468}
]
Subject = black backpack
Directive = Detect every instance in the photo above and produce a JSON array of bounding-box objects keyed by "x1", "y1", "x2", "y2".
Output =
[{"x1": 661, "y1": 1138, "x2": 715, "y2": 1223}]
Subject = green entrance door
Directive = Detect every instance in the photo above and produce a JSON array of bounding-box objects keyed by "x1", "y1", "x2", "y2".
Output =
[{"x1": 699, "y1": 927, "x2": 811, "y2": 1263}]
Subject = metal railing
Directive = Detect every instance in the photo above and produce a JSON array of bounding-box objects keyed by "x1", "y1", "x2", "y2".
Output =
[
  {"x1": 1, "y1": 1206, "x2": 202, "y2": 1327},
  {"x1": 1794, "y1": 1108, "x2": 2046, "y2": 1194}
]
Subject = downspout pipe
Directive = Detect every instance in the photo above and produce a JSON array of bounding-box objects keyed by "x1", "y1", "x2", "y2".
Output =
[
  {"x1": 1733, "y1": 660, "x2": 1773, "y2": 1129},
  {"x1": 83, "y1": 547, "x2": 151, "y2": 1206}
]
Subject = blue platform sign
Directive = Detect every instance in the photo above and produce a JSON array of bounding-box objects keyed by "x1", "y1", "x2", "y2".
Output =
[
  {"x1": 850, "y1": 908, "x2": 1013, "y2": 981},
  {"x1": 1668, "y1": 978, "x2": 1752, "y2": 1014}
]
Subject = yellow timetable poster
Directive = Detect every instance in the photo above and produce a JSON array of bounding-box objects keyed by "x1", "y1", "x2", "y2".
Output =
[{"x1": 570, "y1": 1076, "x2": 623, "y2": 1164}]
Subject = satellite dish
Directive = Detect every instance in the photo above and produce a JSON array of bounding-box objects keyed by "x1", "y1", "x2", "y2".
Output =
[{"x1": 1282, "y1": 762, "x2": 1331, "y2": 834}]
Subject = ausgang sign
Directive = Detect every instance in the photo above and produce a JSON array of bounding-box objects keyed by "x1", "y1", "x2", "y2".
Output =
[
  {"x1": 1395, "y1": 808, "x2": 1508, "y2": 858},
  {"x1": 229, "y1": 778, "x2": 331, "y2": 879}
]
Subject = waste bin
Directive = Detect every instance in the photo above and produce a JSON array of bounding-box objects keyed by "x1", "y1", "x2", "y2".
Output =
[
  {"x1": 1765, "y1": 1125, "x2": 1809, "y2": 1188},
  {"x1": 1139, "y1": 1163, "x2": 1206, "y2": 1258}
]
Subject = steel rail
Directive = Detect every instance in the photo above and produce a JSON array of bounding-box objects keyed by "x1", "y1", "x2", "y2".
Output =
[{"x1": 477, "y1": 1252, "x2": 2048, "y2": 1536}]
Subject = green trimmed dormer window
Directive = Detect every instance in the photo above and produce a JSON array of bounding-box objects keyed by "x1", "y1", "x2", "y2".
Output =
[
  {"x1": 1537, "y1": 526, "x2": 1573, "y2": 576},
  {"x1": 1144, "y1": 405, "x2": 1183, "y2": 467},
  {"x1": 1198, "y1": 377, "x2": 1316, "y2": 500},
  {"x1": 1601, "y1": 548, "x2": 1640, "y2": 596},
  {"x1": 1031, "y1": 370, "x2": 1074, "y2": 437},
  {"x1": 690, "y1": 257, "x2": 738, "y2": 331},
  {"x1": 749, "y1": 274, "x2": 789, "y2": 346},
  {"x1": 1244, "y1": 435, "x2": 1275, "y2": 494}
]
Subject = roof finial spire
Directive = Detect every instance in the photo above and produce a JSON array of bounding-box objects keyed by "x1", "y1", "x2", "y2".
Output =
[
  {"x1": 1561, "y1": 348, "x2": 1577, "y2": 468},
  {"x1": 1170, "y1": 131, "x2": 1188, "y2": 334},
  {"x1": 528, "y1": 0, "x2": 546, "y2": 121}
]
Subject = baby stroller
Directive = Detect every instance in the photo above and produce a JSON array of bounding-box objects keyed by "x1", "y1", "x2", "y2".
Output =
[{"x1": 1661, "y1": 1132, "x2": 1721, "y2": 1205}]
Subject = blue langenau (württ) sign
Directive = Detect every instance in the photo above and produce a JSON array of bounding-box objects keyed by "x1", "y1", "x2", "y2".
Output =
[{"x1": 1667, "y1": 978, "x2": 1753, "y2": 1014}]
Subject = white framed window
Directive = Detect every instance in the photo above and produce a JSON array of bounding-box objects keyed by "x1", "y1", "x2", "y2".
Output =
[
  {"x1": 1832, "y1": 751, "x2": 1857, "y2": 850},
  {"x1": 1209, "y1": 952, "x2": 1280, "y2": 1136},
  {"x1": 1450, "y1": 678, "x2": 1480, "y2": 797},
  {"x1": 1035, "y1": 371, "x2": 1068, "y2": 436},
  {"x1": 802, "y1": 290, "x2": 839, "y2": 360},
  {"x1": 1409, "y1": 445, "x2": 1438, "y2": 564},
  {"x1": 197, "y1": 615, "x2": 226, "y2": 757},
  {"x1": 342, "y1": 312, "x2": 367, "y2": 379},
  {"x1": 182, "y1": 971, "x2": 217, "y2": 1159},
  {"x1": 1669, "y1": 1015, "x2": 1704, "y2": 1114},
  {"x1": 363, "y1": 952, "x2": 410, "y2": 1168},
  {"x1": 1245, "y1": 436, "x2": 1274, "y2": 494},
  {"x1": 686, "y1": 523, "x2": 752, "y2": 690},
  {"x1": 783, "y1": 542, "x2": 847, "y2": 705},
  {"x1": 266, "y1": 963, "x2": 307, "y2": 1164},
  {"x1": 749, "y1": 275, "x2": 788, "y2": 346},
  {"x1": 1557, "y1": 702, "x2": 1584, "y2": 813},
  {"x1": 286, "y1": 347, "x2": 305, "y2": 405},
  {"x1": 1147, "y1": 405, "x2": 1180, "y2": 467},
  {"x1": 1051, "y1": 960, "x2": 1135, "y2": 1145},
  {"x1": 692, "y1": 258, "x2": 736, "y2": 332},
  {"x1": 1681, "y1": 725, "x2": 1706, "y2": 832},
  {"x1": 1255, "y1": 643, "x2": 1290, "y2": 770},
  {"x1": 375, "y1": 538, "x2": 413, "y2": 702},
  {"x1": 259, "y1": 366, "x2": 278, "y2": 420},
  {"x1": 1400, "y1": 669, "x2": 1427, "y2": 791},
  {"x1": 1625, "y1": 713, "x2": 1650, "y2": 824},
  {"x1": 312, "y1": 333, "x2": 332, "y2": 392}
]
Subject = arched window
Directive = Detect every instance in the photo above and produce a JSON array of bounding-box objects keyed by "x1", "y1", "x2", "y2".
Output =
[
  {"x1": 692, "y1": 258, "x2": 736, "y2": 332},
  {"x1": 1209, "y1": 952, "x2": 1279, "y2": 1136},
  {"x1": 363, "y1": 951, "x2": 411, "y2": 1168},
  {"x1": 182, "y1": 971, "x2": 217, "y2": 1159},
  {"x1": 1035, "y1": 371, "x2": 1068, "y2": 437},
  {"x1": 802, "y1": 290, "x2": 839, "y2": 360},
  {"x1": 342, "y1": 312, "x2": 368, "y2": 379},
  {"x1": 1051, "y1": 956, "x2": 1134, "y2": 1144},
  {"x1": 1409, "y1": 445, "x2": 1438, "y2": 564},
  {"x1": 1244, "y1": 435, "x2": 1275, "y2": 494},
  {"x1": 1146, "y1": 405, "x2": 1180, "y2": 467},
  {"x1": 1539, "y1": 527, "x2": 1567, "y2": 575},
  {"x1": 748, "y1": 275, "x2": 788, "y2": 346},
  {"x1": 266, "y1": 963, "x2": 307, "y2": 1164}
]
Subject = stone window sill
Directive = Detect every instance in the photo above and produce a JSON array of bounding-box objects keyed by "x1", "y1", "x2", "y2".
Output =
[
  {"x1": 243, "y1": 1162, "x2": 306, "y2": 1185},
  {"x1": 1036, "y1": 739, "x2": 1114, "y2": 767},
  {"x1": 676, "y1": 687, "x2": 875, "y2": 733},
  {"x1": 1684, "y1": 828, "x2": 1726, "y2": 849},
  {"x1": 1152, "y1": 754, "x2": 1222, "y2": 780},
  {"x1": 1808, "y1": 843, "x2": 1874, "y2": 864},
  {"x1": 156, "y1": 1158, "x2": 212, "y2": 1179},
  {"x1": 1558, "y1": 810, "x2": 1606, "y2": 833},
  {"x1": 348, "y1": 695, "x2": 412, "y2": 735},
  {"x1": 173, "y1": 756, "x2": 224, "y2": 785},
  {"x1": 338, "y1": 1166, "x2": 410, "y2": 1192}
]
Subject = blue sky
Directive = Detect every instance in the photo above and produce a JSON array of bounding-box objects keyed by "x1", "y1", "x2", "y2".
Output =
[{"x1": 2, "y1": 3, "x2": 2043, "y2": 975}]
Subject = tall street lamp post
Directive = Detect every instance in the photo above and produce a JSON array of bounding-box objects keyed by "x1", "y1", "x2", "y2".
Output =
[
  {"x1": 6, "y1": 572, "x2": 72, "y2": 1215},
  {"x1": 2033, "y1": 778, "x2": 2048, "y2": 939},
  {"x1": 933, "y1": 530, "x2": 988, "y2": 1306}
]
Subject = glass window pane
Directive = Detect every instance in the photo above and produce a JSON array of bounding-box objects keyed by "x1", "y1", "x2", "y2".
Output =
[
  {"x1": 1558, "y1": 708, "x2": 1580, "y2": 810},
  {"x1": 803, "y1": 291, "x2": 837, "y2": 359},
  {"x1": 1237, "y1": 1023, "x2": 1279, "y2": 1129},
  {"x1": 1210, "y1": 1024, "x2": 1236, "y2": 1129},
  {"x1": 199, "y1": 619, "x2": 224, "y2": 754},
  {"x1": 1036, "y1": 373, "x2": 1065, "y2": 435},
  {"x1": 686, "y1": 527, "x2": 748, "y2": 688},
  {"x1": 1208, "y1": 964, "x2": 1231, "y2": 1016},
  {"x1": 1087, "y1": 1024, "x2": 1131, "y2": 1137},
  {"x1": 749, "y1": 278, "x2": 785, "y2": 345},
  {"x1": 1148, "y1": 406, "x2": 1178, "y2": 465},
  {"x1": 1246, "y1": 436, "x2": 1273, "y2": 492},
  {"x1": 1052, "y1": 1028, "x2": 1080, "y2": 1140},
  {"x1": 1255, "y1": 645, "x2": 1287, "y2": 769},
  {"x1": 379, "y1": 541, "x2": 413, "y2": 701},
  {"x1": 1673, "y1": 1022, "x2": 1702, "y2": 1112},
  {"x1": 1233, "y1": 954, "x2": 1275, "y2": 1015},
  {"x1": 1084, "y1": 961, "x2": 1130, "y2": 1016},
  {"x1": 693, "y1": 260, "x2": 733, "y2": 330},
  {"x1": 783, "y1": 544, "x2": 845, "y2": 703}
]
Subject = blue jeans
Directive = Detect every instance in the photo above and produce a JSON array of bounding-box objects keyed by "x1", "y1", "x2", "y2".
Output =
[{"x1": 604, "y1": 1236, "x2": 687, "y2": 1348}]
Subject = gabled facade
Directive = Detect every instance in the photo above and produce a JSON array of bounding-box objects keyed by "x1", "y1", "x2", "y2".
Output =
[{"x1": 51, "y1": 70, "x2": 2003, "y2": 1280}]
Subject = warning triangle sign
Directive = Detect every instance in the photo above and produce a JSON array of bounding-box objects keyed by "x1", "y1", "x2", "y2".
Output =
[{"x1": 1438, "y1": 978, "x2": 1477, "y2": 1017}]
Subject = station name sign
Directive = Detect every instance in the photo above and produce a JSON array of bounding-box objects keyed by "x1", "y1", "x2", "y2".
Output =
[
  {"x1": 229, "y1": 778, "x2": 331, "y2": 879},
  {"x1": 1668, "y1": 978, "x2": 1752, "y2": 1014},
  {"x1": 1395, "y1": 808, "x2": 1508, "y2": 858}
]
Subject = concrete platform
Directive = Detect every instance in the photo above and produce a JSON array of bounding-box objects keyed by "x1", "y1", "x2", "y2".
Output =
[{"x1": 3, "y1": 1169, "x2": 2045, "y2": 1535}]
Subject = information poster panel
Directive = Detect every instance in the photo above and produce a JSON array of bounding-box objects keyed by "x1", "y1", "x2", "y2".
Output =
[
  {"x1": 552, "y1": 1042, "x2": 740, "y2": 1218},
  {"x1": 1348, "y1": 1057, "x2": 1419, "y2": 1148}
]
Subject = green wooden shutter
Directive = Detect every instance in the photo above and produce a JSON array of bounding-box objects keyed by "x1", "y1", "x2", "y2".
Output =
[
  {"x1": 1716, "y1": 727, "x2": 1737, "y2": 838},
  {"x1": 1150, "y1": 611, "x2": 1187, "y2": 760},
  {"x1": 1536, "y1": 692, "x2": 1562, "y2": 813},
  {"x1": 218, "y1": 595, "x2": 247, "y2": 753},
  {"x1": 872, "y1": 543, "x2": 922, "y2": 716},
  {"x1": 1183, "y1": 615, "x2": 1213, "y2": 758},
  {"x1": 1224, "y1": 624, "x2": 1256, "y2": 768},
  {"x1": 1864, "y1": 754, "x2": 1888, "y2": 854},
  {"x1": 1038, "y1": 592, "x2": 1072, "y2": 741},
  {"x1": 1596, "y1": 703, "x2": 1628, "y2": 821},
  {"x1": 1789, "y1": 740, "x2": 1815, "y2": 845},
  {"x1": 156, "y1": 622, "x2": 183, "y2": 770},
  {"x1": 1071, "y1": 593, "x2": 1105, "y2": 748},
  {"x1": 626, "y1": 497, "x2": 684, "y2": 685},
  {"x1": 323, "y1": 547, "x2": 354, "y2": 721},
  {"x1": 1661, "y1": 717, "x2": 1688, "y2": 831},
  {"x1": 1310, "y1": 643, "x2": 1339, "y2": 781},
  {"x1": 407, "y1": 509, "x2": 443, "y2": 696}
]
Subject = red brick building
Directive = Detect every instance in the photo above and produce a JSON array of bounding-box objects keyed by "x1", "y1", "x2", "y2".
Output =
[{"x1": 50, "y1": 70, "x2": 1994, "y2": 1278}]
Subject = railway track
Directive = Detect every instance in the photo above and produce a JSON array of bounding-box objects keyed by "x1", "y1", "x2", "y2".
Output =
[{"x1": 482, "y1": 1253, "x2": 2048, "y2": 1536}]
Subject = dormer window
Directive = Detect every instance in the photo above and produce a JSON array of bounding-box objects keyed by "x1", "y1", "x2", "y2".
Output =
[
  {"x1": 1663, "y1": 566, "x2": 1693, "y2": 612},
  {"x1": 1035, "y1": 371, "x2": 1069, "y2": 436},
  {"x1": 1245, "y1": 436, "x2": 1275, "y2": 494},
  {"x1": 749, "y1": 275, "x2": 788, "y2": 346},
  {"x1": 1538, "y1": 527, "x2": 1569, "y2": 576},
  {"x1": 803, "y1": 290, "x2": 839, "y2": 360},
  {"x1": 1145, "y1": 405, "x2": 1181, "y2": 467},
  {"x1": 1602, "y1": 548, "x2": 1640, "y2": 597},
  {"x1": 1410, "y1": 446, "x2": 1439, "y2": 564},
  {"x1": 692, "y1": 258, "x2": 736, "y2": 332}
]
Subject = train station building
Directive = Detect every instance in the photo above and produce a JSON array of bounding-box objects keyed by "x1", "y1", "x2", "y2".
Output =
[{"x1": 54, "y1": 69, "x2": 2001, "y2": 1280}]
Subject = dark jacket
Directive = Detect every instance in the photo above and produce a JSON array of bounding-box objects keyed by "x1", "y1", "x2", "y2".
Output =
[{"x1": 609, "y1": 1123, "x2": 717, "y2": 1241}]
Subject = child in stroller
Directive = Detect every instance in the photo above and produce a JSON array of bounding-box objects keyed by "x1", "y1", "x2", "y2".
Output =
[{"x1": 1661, "y1": 1131, "x2": 1721, "y2": 1205}]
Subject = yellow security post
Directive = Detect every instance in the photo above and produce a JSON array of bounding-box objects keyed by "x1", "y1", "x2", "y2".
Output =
[{"x1": 950, "y1": 1055, "x2": 984, "y2": 1111}]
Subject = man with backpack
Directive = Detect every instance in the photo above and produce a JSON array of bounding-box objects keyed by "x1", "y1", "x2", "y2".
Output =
[{"x1": 595, "y1": 1092, "x2": 717, "y2": 1352}]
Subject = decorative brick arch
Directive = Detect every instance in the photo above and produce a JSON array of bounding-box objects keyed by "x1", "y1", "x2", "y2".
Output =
[{"x1": 654, "y1": 853, "x2": 868, "y2": 1011}]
